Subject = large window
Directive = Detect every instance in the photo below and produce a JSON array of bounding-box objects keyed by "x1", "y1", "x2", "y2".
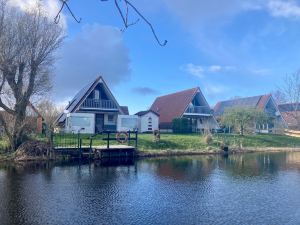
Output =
[
  {"x1": 121, "y1": 118, "x2": 138, "y2": 129},
  {"x1": 70, "y1": 116, "x2": 91, "y2": 127}
]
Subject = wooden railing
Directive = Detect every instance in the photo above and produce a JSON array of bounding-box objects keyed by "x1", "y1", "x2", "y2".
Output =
[
  {"x1": 185, "y1": 106, "x2": 212, "y2": 114},
  {"x1": 81, "y1": 99, "x2": 118, "y2": 109}
]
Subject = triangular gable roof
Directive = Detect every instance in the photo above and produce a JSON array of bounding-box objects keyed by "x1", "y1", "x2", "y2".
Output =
[
  {"x1": 120, "y1": 106, "x2": 129, "y2": 115},
  {"x1": 150, "y1": 87, "x2": 203, "y2": 124},
  {"x1": 213, "y1": 94, "x2": 271, "y2": 117},
  {"x1": 57, "y1": 76, "x2": 124, "y2": 124}
]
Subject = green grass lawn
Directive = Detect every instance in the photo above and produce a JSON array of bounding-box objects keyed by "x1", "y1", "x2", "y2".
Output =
[
  {"x1": 47, "y1": 133, "x2": 300, "y2": 151},
  {"x1": 1, "y1": 133, "x2": 300, "y2": 155}
]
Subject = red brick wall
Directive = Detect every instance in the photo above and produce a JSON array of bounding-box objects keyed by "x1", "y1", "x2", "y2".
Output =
[{"x1": 36, "y1": 116, "x2": 43, "y2": 134}]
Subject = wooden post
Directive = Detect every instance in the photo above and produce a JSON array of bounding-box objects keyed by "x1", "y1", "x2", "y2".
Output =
[
  {"x1": 128, "y1": 130, "x2": 131, "y2": 146},
  {"x1": 79, "y1": 139, "x2": 82, "y2": 159},
  {"x1": 135, "y1": 131, "x2": 138, "y2": 149},
  {"x1": 107, "y1": 131, "x2": 110, "y2": 149},
  {"x1": 89, "y1": 137, "x2": 92, "y2": 159}
]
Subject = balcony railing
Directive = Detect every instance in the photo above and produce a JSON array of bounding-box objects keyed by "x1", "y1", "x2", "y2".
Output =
[
  {"x1": 185, "y1": 106, "x2": 212, "y2": 114},
  {"x1": 81, "y1": 99, "x2": 118, "y2": 110}
]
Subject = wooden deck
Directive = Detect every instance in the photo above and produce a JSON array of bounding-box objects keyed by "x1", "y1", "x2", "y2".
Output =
[
  {"x1": 54, "y1": 145, "x2": 136, "y2": 159},
  {"x1": 52, "y1": 131, "x2": 138, "y2": 160}
]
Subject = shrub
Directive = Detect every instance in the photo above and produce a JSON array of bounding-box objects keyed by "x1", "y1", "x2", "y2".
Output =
[{"x1": 204, "y1": 134, "x2": 213, "y2": 145}]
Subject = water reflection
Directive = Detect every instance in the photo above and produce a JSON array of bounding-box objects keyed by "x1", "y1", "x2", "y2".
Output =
[{"x1": 0, "y1": 152, "x2": 300, "y2": 225}]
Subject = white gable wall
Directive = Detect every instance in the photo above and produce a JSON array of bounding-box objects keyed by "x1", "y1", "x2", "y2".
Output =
[{"x1": 138, "y1": 112, "x2": 159, "y2": 133}]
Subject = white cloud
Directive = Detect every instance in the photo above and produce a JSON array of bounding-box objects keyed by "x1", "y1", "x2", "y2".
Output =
[
  {"x1": 251, "y1": 68, "x2": 271, "y2": 76},
  {"x1": 8, "y1": 0, "x2": 66, "y2": 26},
  {"x1": 181, "y1": 63, "x2": 235, "y2": 78},
  {"x1": 180, "y1": 63, "x2": 204, "y2": 78},
  {"x1": 268, "y1": 0, "x2": 300, "y2": 18},
  {"x1": 208, "y1": 65, "x2": 222, "y2": 72},
  {"x1": 54, "y1": 24, "x2": 130, "y2": 99},
  {"x1": 204, "y1": 84, "x2": 228, "y2": 94}
]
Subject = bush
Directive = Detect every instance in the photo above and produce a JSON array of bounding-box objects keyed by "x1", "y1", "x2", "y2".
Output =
[
  {"x1": 172, "y1": 118, "x2": 193, "y2": 133},
  {"x1": 204, "y1": 134, "x2": 213, "y2": 145}
]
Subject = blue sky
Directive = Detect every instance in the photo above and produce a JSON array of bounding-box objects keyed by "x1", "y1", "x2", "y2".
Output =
[{"x1": 15, "y1": 0, "x2": 300, "y2": 113}]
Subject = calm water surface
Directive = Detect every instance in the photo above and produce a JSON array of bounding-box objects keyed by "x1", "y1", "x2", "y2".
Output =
[{"x1": 1, "y1": 152, "x2": 300, "y2": 225}]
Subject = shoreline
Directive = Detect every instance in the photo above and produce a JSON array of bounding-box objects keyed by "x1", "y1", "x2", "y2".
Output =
[
  {"x1": 2, "y1": 147, "x2": 300, "y2": 163},
  {"x1": 136, "y1": 147, "x2": 300, "y2": 158}
]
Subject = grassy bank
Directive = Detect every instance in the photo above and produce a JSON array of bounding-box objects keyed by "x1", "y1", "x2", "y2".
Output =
[
  {"x1": 1, "y1": 133, "x2": 300, "y2": 161},
  {"x1": 138, "y1": 133, "x2": 300, "y2": 151},
  {"x1": 50, "y1": 133, "x2": 300, "y2": 151},
  {"x1": 0, "y1": 137, "x2": 13, "y2": 161}
]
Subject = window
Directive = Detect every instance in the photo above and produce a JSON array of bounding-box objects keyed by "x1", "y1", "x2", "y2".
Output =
[
  {"x1": 121, "y1": 118, "x2": 138, "y2": 129},
  {"x1": 70, "y1": 117, "x2": 91, "y2": 127},
  {"x1": 94, "y1": 90, "x2": 100, "y2": 99},
  {"x1": 148, "y1": 116, "x2": 152, "y2": 130},
  {"x1": 108, "y1": 115, "x2": 114, "y2": 122}
]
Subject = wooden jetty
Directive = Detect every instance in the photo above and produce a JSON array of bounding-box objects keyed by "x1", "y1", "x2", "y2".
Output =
[{"x1": 52, "y1": 131, "x2": 138, "y2": 160}]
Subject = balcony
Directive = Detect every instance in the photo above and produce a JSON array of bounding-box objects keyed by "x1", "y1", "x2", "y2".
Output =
[
  {"x1": 81, "y1": 99, "x2": 118, "y2": 110},
  {"x1": 184, "y1": 106, "x2": 212, "y2": 115}
]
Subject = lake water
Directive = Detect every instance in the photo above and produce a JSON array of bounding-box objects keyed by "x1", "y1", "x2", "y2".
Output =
[{"x1": 0, "y1": 152, "x2": 300, "y2": 225}]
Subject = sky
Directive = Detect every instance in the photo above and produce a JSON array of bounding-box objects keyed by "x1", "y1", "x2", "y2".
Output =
[{"x1": 11, "y1": 0, "x2": 300, "y2": 114}]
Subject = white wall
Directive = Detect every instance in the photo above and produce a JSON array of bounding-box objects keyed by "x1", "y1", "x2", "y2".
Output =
[{"x1": 139, "y1": 112, "x2": 159, "y2": 133}]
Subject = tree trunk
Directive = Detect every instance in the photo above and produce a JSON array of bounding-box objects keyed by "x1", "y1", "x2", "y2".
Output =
[
  {"x1": 240, "y1": 125, "x2": 244, "y2": 136},
  {"x1": 10, "y1": 102, "x2": 28, "y2": 151}
]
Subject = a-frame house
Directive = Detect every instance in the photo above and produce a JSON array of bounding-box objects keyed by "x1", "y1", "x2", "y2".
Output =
[
  {"x1": 214, "y1": 94, "x2": 286, "y2": 133},
  {"x1": 150, "y1": 87, "x2": 219, "y2": 132},
  {"x1": 56, "y1": 76, "x2": 128, "y2": 133}
]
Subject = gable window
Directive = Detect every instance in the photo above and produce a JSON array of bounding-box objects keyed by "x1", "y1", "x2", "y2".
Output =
[{"x1": 94, "y1": 90, "x2": 100, "y2": 99}]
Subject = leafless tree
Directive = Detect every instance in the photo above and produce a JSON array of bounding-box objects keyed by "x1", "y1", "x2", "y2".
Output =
[
  {"x1": 54, "y1": 0, "x2": 167, "y2": 46},
  {"x1": 280, "y1": 72, "x2": 300, "y2": 130},
  {"x1": 272, "y1": 90, "x2": 286, "y2": 104},
  {"x1": 37, "y1": 100, "x2": 63, "y2": 132},
  {"x1": 0, "y1": 1, "x2": 64, "y2": 150}
]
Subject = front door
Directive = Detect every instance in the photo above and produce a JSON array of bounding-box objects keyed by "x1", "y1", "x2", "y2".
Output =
[{"x1": 95, "y1": 114, "x2": 104, "y2": 133}]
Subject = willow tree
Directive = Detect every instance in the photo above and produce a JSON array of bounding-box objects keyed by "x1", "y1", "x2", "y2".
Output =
[
  {"x1": 221, "y1": 107, "x2": 268, "y2": 135},
  {"x1": 0, "y1": 1, "x2": 64, "y2": 150}
]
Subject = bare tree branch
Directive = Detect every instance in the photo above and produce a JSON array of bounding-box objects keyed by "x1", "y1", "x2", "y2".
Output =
[
  {"x1": 54, "y1": 0, "x2": 81, "y2": 24},
  {"x1": 55, "y1": 0, "x2": 167, "y2": 46}
]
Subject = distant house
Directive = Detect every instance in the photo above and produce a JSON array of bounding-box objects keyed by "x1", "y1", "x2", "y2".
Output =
[
  {"x1": 135, "y1": 110, "x2": 159, "y2": 133},
  {"x1": 214, "y1": 94, "x2": 286, "y2": 133},
  {"x1": 150, "y1": 87, "x2": 219, "y2": 132},
  {"x1": 278, "y1": 103, "x2": 300, "y2": 130},
  {"x1": 56, "y1": 76, "x2": 128, "y2": 133}
]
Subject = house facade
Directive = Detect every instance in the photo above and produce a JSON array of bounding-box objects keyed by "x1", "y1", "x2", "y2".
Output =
[
  {"x1": 278, "y1": 103, "x2": 300, "y2": 130},
  {"x1": 56, "y1": 76, "x2": 128, "y2": 134},
  {"x1": 150, "y1": 87, "x2": 219, "y2": 132},
  {"x1": 214, "y1": 94, "x2": 286, "y2": 133},
  {"x1": 135, "y1": 110, "x2": 159, "y2": 133}
]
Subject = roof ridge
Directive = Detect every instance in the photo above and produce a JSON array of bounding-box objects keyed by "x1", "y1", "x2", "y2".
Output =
[
  {"x1": 155, "y1": 87, "x2": 199, "y2": 99},
  {"x1": 217, "y1": 94, "x2": 266, "y2": 104}
]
